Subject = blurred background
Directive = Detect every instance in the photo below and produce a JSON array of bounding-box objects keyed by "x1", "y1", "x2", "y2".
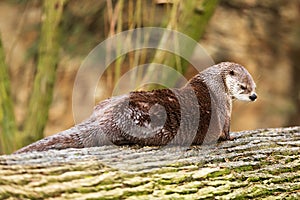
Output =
[{"x1": 0, "y1": 0, "x2": 299, "y2": 154}]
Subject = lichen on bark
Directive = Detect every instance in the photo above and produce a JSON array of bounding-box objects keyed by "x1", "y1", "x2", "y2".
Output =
[{"x1": 0, "y1": 127, "x2": 299, "y2": 199}]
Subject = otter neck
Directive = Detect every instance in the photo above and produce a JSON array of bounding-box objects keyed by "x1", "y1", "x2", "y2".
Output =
[{"x1": 189, "y1": 67, "x2": 232, "y2": 114}]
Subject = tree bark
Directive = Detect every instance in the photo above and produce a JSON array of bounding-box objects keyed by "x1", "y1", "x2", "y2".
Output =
[
  {"x1": 0, "y1": 127, "x2": 299, "y2": 199},
  {"x1": 21, "y1": 0, "x2": 66, "y2": 148},
  {"x1": 0, "y1": 34, "x2": 18, "y2": 154}
]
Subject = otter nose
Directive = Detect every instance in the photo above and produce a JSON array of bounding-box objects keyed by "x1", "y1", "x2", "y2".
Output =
[{"x1": 249, "y1": 93, "x2": 257, "y2": 101}]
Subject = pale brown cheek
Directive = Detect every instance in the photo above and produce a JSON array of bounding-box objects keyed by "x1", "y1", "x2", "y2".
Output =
[{"x1": 248, "y1": 88, "x2": 253, "y2": 94}]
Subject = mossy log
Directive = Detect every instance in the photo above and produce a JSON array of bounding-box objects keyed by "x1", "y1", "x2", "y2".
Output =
[{"x1": 0, "y1": 127, "x2": 299, "y2": 199}]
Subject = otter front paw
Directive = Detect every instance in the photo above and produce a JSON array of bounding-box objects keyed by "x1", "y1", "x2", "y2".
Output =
[
  {"x1": 218, "y1": 131, "x2": 232, "y2": 141},
  {"x1": 229, "y1": 135, "x2": 235, "y2": 140}
]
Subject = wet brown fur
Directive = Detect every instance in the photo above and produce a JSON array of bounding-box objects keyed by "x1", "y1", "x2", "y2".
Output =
[{"x1": 15, "y1": 62, "x2": 255, "y2": 154}]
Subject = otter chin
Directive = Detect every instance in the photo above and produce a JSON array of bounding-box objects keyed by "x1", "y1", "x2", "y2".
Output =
[{"x1": 15, "y1": 62, "x2": 257, "y2": 154}]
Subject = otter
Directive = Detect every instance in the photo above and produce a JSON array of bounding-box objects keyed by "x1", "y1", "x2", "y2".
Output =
[{"x1": 15, "y1": 62, "x2": 257, "y2": 154}]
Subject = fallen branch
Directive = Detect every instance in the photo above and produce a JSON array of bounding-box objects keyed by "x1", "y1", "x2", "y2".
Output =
[{"x1": 0, "y1": 127, "x2": 299, "y2": 199}]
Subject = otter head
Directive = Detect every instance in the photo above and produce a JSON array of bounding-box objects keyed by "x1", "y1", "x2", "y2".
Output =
[{"x1": 222, "y1": 62, "x2": 257, "y2": 102}]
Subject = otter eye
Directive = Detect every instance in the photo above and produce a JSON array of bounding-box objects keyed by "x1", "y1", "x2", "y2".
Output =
[
  {"x1": 240, "y1": 85, "x2": 246, "y2": 90},
  {"x1": 229, "y1": 70, "x2": 235, "y2": 76}
]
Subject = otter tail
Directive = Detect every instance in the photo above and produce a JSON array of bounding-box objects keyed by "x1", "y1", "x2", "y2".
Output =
[{"x1": 14, "y1": 127, "x2": 84, "y2": 154}]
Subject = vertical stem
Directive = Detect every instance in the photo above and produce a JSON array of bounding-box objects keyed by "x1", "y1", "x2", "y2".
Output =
[
  {"x1": 145, "y1": 0, "x2": 219, "y2": 88},
  {"x1": 105, "y1": 0, "x2": 114, "y2": 89},
  {"x1": 21, "y1": 0, "x2": 65, "y2": 147},
  {"x1": 114, "y1": 0, "x2": 124, "y2": 86},
  {"x1": 131, "y1": 0, "x2": 143, "y2": 88},
  {"x1": 0, "y1": 34, "x2": 18, "y2": 154},
  {"x1": 106, "y1": 0, "x2": 124, "y2": 89},
  {"x1": 127, "y1": 0, "x2": 136, "y2": 73}
]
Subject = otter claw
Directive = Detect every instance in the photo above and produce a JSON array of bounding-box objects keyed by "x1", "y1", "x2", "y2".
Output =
[
  {"x1": 218, "y1": 134, "x2": 235, "y2": 142},
  {"x1": 229, "y1": 136, "x2": 235, "y2": 140}
]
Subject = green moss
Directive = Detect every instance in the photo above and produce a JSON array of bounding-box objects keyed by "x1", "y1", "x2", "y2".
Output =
[
  {"x1": 270, "y1": 177, "x2": 292, "y2": 183},
  {"x1": 122, "y1": 178, "x2": 151, "y2": 188},
  {"x1": 234, "y1": 165, "x2": 254, "y2": 173},
  {"x1": 147, "y1": 167, "x2": 180, "y2": 176},
  {"x1": 164, "y1": 190, "x2": 175, "y2": 195},
  {"x1": 260, "y1": 160, "x2": 272, "y2": 166},
  {"x1": 213, "y1": 189, "x2": 230, "y2": 196},
  {"x1": 207, "y1": 168, "x2": 231, "y2": 178},
  {"x1": 121, "y1": 190, "x2": 153, "y2": 198},
  {"x1": 235, "y1": 186, "x2": 290, "y2": 199},
  {"x1": 268, "y1": 167, "x2": 296, "y2": 175},
  {"x1": 291, "y1": 183, "x2": 300, "y2": 191},
  {"x1": 247, "y1": 176, "x2": 261, "y2": 182},
  {"x1": 178, "y1": 188, "x2": 199, "y2": 195},
  {"x1": 157, "y1": 179, "x2": 172, "y2": 185},
  {"x1": 237, "y1": 187, "x2": 272, "y2": 199},
  {"x1": 0, "y1": 193, "x2": 10, "y2": 199},
  {"x1": 284, "y1": 157, "x2": 297, "y2": 163}
]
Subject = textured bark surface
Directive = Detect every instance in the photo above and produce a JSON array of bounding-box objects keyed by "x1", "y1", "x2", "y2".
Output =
[{"x1": 0, "y1": 127, "x2": 299, "y2": 199}]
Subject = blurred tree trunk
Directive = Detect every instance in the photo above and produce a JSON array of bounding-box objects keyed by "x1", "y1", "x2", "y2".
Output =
[
  {"x1": 20, "y1": 0, "x2": 66, "y2": 149},
  {"x1": 289, "y1": 26, "x2": 300, "y2": 125},
  {"x1": 146, "y1": 0, "x2": 219, "y2": 86},
  {"x1": 0, "y1": 35, "x2": 18, "y2": 154}
]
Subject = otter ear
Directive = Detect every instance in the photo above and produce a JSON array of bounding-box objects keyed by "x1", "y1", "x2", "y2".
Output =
[{"x1": 229, "y1": 70, "x2": 235, "y2": 76}]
